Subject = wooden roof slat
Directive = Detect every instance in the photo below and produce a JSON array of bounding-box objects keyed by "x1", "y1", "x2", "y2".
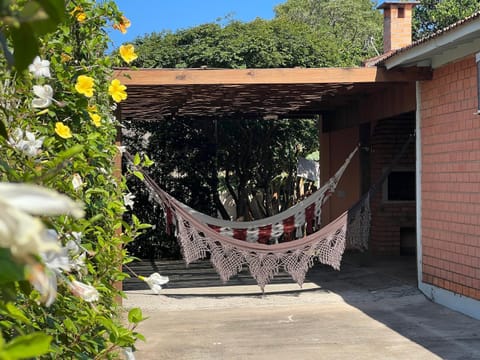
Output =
[{"x1": 114, "y1": 67, "x2": 431, "y2": 86}]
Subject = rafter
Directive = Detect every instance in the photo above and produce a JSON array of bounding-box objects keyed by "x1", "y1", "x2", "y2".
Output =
[{"x1": 114, "y1": 66, "x2": 431, "y2": 86}]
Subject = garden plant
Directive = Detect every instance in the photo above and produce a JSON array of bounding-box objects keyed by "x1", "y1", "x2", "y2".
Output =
[{"x1": 0, "y1": 0, "x2": 151, "y2": 358}]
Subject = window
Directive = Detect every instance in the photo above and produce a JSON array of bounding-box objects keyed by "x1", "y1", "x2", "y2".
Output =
[
  {"x1": 397, "y1": 7, "x2": 405, "y2": 18},
  {"x1": 384, "y1": 169, "x2": 415, "y2": 201}
]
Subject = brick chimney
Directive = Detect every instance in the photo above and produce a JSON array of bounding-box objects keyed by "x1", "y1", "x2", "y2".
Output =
[{"x1": 378, "y1": 1, "x2": 419, "y2": 53}]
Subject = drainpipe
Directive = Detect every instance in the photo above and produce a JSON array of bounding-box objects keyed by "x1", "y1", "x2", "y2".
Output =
[{"x1": 415, "y1": 81, "x2": 422, "y2": 286}]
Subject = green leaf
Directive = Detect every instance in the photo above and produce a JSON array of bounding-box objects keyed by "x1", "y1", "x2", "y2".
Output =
[
  {"x1": 143, "y1": 154, "x2": 154, "y2": 167},
  {"x1": 55, "y1": 144, "x2": 84, "y2": 162},
  {"x1": 133, "y1": 153, "x2": 141, "y2": 166},
  {"x1": 35, "y1": 0, "x2": 65, "y2": 25},
  {"x1": 127, "y1": 308, "x2": 143, "y2": 324},
  {"x1": 133, "y1": 332, "x2": 146, "y2": 342},
  {"x1": 0, "y1": 119, "x2": 7, "y2": 139},
  {"x1": 4, "y1": 302, "x2": 31, "y2": 325},
  {"x1": 11, "y1": 23, "x2": 39, "y2": 72},
  {"x1": 133, "y1": 171, "x2": 144, "y2": 181},
  {"x1": 0, "y1": 248, "x2": 27, "y2": 284},
  {"x1": 3, "y1": 332, "x2": 52, "y2": 358},
  {"x1": 19, "y1": 0, "x2": 65, "y2": 35},
  {"x1": 63, "y1": 318, "x2": 77, "y2": 333}
]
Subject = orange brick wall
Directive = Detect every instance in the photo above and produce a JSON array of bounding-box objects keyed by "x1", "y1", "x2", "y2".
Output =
[
  {"x1": 370, "y1": 114, "x2": 416, "y2": 255},
  {"x1": 421, "y1": 55, "x2": 480, "y2": 300}
]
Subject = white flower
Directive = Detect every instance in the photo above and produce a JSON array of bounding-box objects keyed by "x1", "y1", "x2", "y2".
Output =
[
  {"x1": 32, "y1": 84, "x2": 54, "y2": 108},
  {"x1": 0, "y1": 183, "x2": 84, "y2": 259},
  {"x1": 66, "y1": 232, "x2": 91, "y2": 264},
  {"x1": 41, "y1": 231, "x2": 74, "y2": 273},
  {"x1": 70, "y1": 252, "x2": 86, "y2": 272},
  {"x1": 70, "y1": 231, "x2": 83, "y2": 243},
  {"x1": 65, "y1": 239, "x2": 80, "y2": 255},
  {"x1": 28, "y1": 264, "x2": 57, "y2": 307},
  {"x1": 0, "y1": 182, "x2": 84, "y2": 218},
  {"x1": 139, "y1": 272, "x2": 169, "y2": 294},
  {"x1": 72, "y1": 173, "x2": 83, "y2": 191},
  {"x1": 0, "y1": 203, "x2": 59, "y2": 258},
  {"x1": 123, "y1": 347, "x2": 136, "y2": 360},
  {"x1": 123, "y1": 192, "x2": 135, "y2": 210},
  {"x1": 7, "y1": 128, "x2": 44, "y2": 157},
  {"x1": 28, "y1": 56, "x2": 51, "y2": 78},
  {"x1": 68, "y1": 280, "x2": 99, "y2": 302}
]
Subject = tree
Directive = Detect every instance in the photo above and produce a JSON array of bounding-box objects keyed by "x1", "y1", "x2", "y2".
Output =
[
  {"x1": 217, "y1": 118, "x2": 318, "y2": 220},
  {"x1": 413, "y1": 0, "x2": 480, "y2": 40},
  {"x1": 122, "y1": 118, "x2": 218, "y2": 259},
  {"x1": 274, "y1": 0, "x2": 383, "y2": 66},
  {"x1": 131, "y1": 18, "x2": 341, "y2": 69}
]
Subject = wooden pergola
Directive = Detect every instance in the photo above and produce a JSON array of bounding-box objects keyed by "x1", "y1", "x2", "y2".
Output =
[{"x1": 113, "y1": 67, "x2": 431, "y2": 121}]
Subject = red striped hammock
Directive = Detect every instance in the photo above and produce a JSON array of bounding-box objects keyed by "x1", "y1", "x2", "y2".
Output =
[
  {"x1": 163, "y1": 146, "x2": 358, "y2": 243},
  {"x1": 125, "y1": 146, "x2": 370, "y2": 289}
]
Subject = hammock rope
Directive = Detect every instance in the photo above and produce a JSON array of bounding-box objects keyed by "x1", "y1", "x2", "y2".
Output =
[
  {"x1": 154, "y1": 145, "x2": 358, "y2": 243},
  {"x1": 124, "y1": 146, "x2": 367, "y2": 290},
  {"x1": 123, "y1": 133, "x2": 413, "y2": 290}
]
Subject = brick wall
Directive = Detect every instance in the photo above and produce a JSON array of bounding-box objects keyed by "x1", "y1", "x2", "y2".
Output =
[
  {"x1": 370, "y1": 113, "x2": 416, "y2": 255},
  {"x1": 421, "y1": 55, "x2": 480, "y2": 300}
]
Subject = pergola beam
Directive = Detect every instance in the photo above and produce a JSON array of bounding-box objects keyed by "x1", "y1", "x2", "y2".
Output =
[{"x1": 114, "y1": 66, "x2": 432, "y2": 86}]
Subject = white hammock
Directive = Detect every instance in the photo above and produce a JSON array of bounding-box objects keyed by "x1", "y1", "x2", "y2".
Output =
[
  {"x1": 160, "y1": 146, "x2": 358, "y2": 243},
  {"x1": 125, "y1": 146, "x2": 370, "y2": 290}
]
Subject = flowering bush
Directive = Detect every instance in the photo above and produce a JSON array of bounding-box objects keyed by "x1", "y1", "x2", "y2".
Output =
[{"x1": 0, "y1": 0, "x2": 145, "y2": 358}]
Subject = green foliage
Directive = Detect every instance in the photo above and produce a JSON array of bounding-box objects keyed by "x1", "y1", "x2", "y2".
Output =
[
  {"x1": 0, "y1": 249, "x2": 27, "y2": 284},
  {"x1": 122, "y1": 116, "x2": 318, "y2": 260},
  {"x1": 413, "y1": 0, "x2": 480, "y2": 40},
  {"x1": 0, "y1": 332, "x2": 52, "y2": 359},
  {"x1": 122, "y1": 118, "x2": 215, "y2": 259},
  {"x1": 131, "y1": 18, "x2": 340, "y2": 68},
  {"x1": 0, "y1": 0, "x2": 65, "y2": 71},
  {"x1": 274, "y1": 0, "x2": 383, "y2": 66},
  {"x1": 217, "y1": 118, "x2": 318, "y2": 217},
  {"x1": 0, "y1": 0, "x2": 146, "y2": 358}
]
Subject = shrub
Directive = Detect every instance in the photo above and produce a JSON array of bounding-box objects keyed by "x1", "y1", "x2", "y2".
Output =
[{"x1": 0, "y1": 0, "x2": 147, "y2": 358}]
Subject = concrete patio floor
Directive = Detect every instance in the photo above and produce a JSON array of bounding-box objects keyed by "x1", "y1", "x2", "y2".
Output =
[{"x1": 123, "y1": 255, "x2": 480, "y2": 359}]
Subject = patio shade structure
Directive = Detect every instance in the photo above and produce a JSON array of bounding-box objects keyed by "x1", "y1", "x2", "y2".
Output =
[
  {"x1": 114, "y1": 67, "x2": 432, "y2": 121},
  {"x1": 115, "y1": 65, "x2": 432, "y2": 289}
]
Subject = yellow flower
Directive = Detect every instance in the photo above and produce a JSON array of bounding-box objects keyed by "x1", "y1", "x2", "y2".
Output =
[
  {"x1": 75, "y1": 75, "x2": 95, "y2": 98},
  {"x1": 108, "y1": 79, "x2": 127, "y2": 103},
  {"x1": 87, "y1": 104, "x2": 97, "y2": 112},
  {"x1": 119, "y1": 44, "x2": 138, "y2": 64},
  {"x1": 61, "y1": 53, "x2": 72, "y2": 63},
  {"x1": 55, "y1": 122, "x2": 72, "y2": 139},
  {"x1": 76, "y1": 12, "x2": 87, "y2": 23},
  {"x1": 89, "y1": 112, "x2": 101, "y2": 127},
  {"x1": 113, "y1": 16, "x2": 131, "y2": 34},
  {"x1": 70, "y1": 6, "x2": 82, "y2": 16}
]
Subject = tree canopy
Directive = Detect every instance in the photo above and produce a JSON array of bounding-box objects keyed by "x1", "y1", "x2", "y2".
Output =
[
  {"x1": 413, "y1": 0, "x2": 480, "y2": 40},
  {"x1": 131, "y1": 18, "x2": 341, "y2": 69},
  {"x1": 274, "y1": 0, "x2": 383, "y2": 65}
]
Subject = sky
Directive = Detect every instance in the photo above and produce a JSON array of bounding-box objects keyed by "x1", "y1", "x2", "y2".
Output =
[{"x1": 108, "y1": 0, "x2": 285, "y2": 49}]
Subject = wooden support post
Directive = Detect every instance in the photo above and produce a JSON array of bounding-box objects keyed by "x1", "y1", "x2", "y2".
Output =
[
  {"x1": 113, "y1": 105, "x2": 123, "y2": 305},
  {"x1": 318, "y1": 115, "x2": 331, "y2": 225}
]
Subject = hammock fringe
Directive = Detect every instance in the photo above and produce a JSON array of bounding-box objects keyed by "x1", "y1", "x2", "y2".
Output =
[{"x1": 124, "y1": 145, "x2": 370, "y2": 290}]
